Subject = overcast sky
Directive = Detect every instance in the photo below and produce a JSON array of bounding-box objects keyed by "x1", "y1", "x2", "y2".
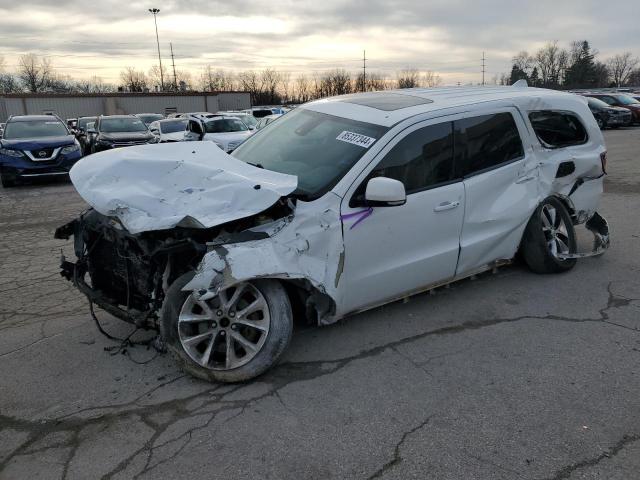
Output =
[{"x1": 0, "y1": 0, "x2": 639, "y2": 85}]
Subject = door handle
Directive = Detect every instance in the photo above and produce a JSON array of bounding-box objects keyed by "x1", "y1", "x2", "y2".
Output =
[{"x1": 433, "y1": 201, "x2": 460, "y2": 212}]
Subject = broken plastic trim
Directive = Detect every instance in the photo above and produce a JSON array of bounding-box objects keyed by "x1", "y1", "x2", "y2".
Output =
[{"x1": 555, "y1": 212, "x2": 610, "y2": 260}]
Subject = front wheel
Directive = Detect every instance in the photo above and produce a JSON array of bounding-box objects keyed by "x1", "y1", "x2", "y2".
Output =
[
  {"x1": 521, "y1": 197, "x2": 577, "y2": 274},
  {"x1": 160, "y1": 273, "x2": 293, "y2": 383}
]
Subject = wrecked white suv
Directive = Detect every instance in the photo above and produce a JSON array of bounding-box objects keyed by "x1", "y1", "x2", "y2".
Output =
[{"x1": 56, "y1": 86, "x2": 609, "y2": 383}]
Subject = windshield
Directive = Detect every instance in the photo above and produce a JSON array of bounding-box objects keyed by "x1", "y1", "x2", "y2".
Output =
[
  {"x1": 137, "y1": 114, "x2": 164, "y2": 124},
  {"x1": 588, "y1": 98, "x2": 611, "y2": 109},
  {"x1": 236, "y1": 115, "x2": 257, "y2": 128},
  {"x1": 204, "y1": 118, "x2": 248, "y2": 133},
  {"x1": 3, "y1": 119, "x2": 69, "y2": 139},
  {"x1": 77, "y1": 117, "x2": 97, "y2": 130},
  {"x1": 232, "y1": 108, "x2": 388, "y2": 200},
  {"x1": 100, "y1": 118, "x2": 148, "y2": 133},
  {"x1": 615, "y1": 94, "x2": 640, "y2": 105},
  {"x1": 160, "y1": 119, "x2": 187, "y2": 134}
]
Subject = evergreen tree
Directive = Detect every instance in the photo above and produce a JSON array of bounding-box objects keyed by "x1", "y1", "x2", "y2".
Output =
[
  {"x1": 509, "y1": 65, "x2": 529, "y2": 85},
  {"x1": 564, "y1": 41, "x2": 597, "y2": 88},
  {"x1": 529, "y1": 67, "x2": 540, "y2": 87}
]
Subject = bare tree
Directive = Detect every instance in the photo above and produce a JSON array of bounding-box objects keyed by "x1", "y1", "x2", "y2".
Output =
[
  {"x1": 148, "y1": 65, "x2": 170, "y2": 91},
  {"x1": 18, "y1": 54, "x2": 54, "y2": 92},
  {"x1": 294, "y1": 74, "x2": 311, "y2": 103},
  {"x1": 0, "y1": 73, "x2": 20, "y2": 93},
  {"x1": 120, "y1": 67, "x2": 148, "y2": 92},
  {"x1": 261, "y1": 68, "x2": 281, "y2": 104},
  {"x1": 201, "y1": 66, "x2": 236, "y2": 92},
  {"x1": 238, "y1": 70, "x2": 263, "y2": 104},
  {"x1": 74, "y1": 76, "x2": 115, "y2": 93},
  {"x1": 0, "y1": 55, "x2": 5, "y2": 73},
  {"x1": 396, "y1": 68, "x2": 420, "y2": 88},
  {"x1": 512, "y1": 51, "x2": 534, "y2": 76},
  {"x1": 607, "y1": 53, "x2": 639, "y2": 87},
  {"x1": 423, "y1": 70, "x2": 442, "y2": 87},
  {"x1": 279, "y1": 71, "x2": 291, "y2": 103},
  {"x1": 534, "y1": 42, "x2": 569, "y2": 87}
]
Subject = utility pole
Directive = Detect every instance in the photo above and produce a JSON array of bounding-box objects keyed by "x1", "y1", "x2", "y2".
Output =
[
  {"x1": 481, "y1": 51, "x2": 486, "y2": 86},
  {"x1": 148, "y1": 8, "x2": 164, "y2": 91},
  {"x1": 170, "y1": 42, "x2": 178, "y2": 91},
  {"x1": 362, "y1": 50, "x2": 367, "y2": 92}
]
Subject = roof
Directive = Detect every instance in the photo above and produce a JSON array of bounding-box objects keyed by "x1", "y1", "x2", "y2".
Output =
[
  {"x1": 304, "y1": 85, "x2": 584, "y2": 127},
  {"x1": 8, "y1": 115, "x2": 64, "y2": 122}
]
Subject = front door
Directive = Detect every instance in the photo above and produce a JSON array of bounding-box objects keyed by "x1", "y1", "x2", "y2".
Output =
[{"x1": 340, "y1": 120, "x2": 465, "y2": 313}]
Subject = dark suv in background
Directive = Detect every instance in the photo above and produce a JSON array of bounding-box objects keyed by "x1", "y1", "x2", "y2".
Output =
[
  {"x1": 88, "y1": 115, "x2": 157, "y2": 153},
  {"x1": 0, "y1": 115, "x2": 82, "y2": 187},
  {"x1": 74, "y1": 116, "x2": 97, "y2": 155},
  {"x1": 586, "y1": 93, "x2": 640, "y2": 124},
  {"x1": 585, "y1": 97, "x2": 632, "y2": 128}
]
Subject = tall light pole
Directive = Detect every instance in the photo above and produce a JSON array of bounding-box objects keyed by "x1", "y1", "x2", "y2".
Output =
[{"x1": 148, "y1": 8, "x2": 164, "y2": 91}]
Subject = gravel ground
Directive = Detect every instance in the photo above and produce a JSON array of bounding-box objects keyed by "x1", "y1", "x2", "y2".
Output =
[{"x1": 1, "y1": 128, "x2": 639, "y2": 479}]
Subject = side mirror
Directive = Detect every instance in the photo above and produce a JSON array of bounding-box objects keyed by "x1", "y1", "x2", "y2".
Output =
[
  {"x1": 248, "y1": 125, "x2": 255, "y2": 131},
  {"x1": 365, "y1": 177, "x2": 406, "y2": 206}
]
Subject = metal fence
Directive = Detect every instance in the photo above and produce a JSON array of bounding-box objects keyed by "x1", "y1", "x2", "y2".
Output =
[{"x1": 0, "y1": 92, "x2": 251, "y2": 122}]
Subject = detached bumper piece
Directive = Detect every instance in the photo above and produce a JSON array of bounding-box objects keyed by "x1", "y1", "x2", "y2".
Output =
[{"x1": 557, "y1": 212, "x2": 610, "y2": 260}]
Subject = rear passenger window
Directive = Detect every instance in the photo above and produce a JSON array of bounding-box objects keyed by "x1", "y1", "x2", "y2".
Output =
[
  {"x1": 528, "y1": 111, "x2": 588, "y2": 148},
  {"x1": 454, "y1": 113, "x2": 524, "y2": 177},
  {"x1": 370, "y1": 122, "x2": 455, "y2": 195}
]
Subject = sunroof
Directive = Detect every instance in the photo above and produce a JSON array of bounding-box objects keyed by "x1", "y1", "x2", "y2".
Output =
[{"x1": 335, "y1": 92, "x2": 433, "y2": 111}]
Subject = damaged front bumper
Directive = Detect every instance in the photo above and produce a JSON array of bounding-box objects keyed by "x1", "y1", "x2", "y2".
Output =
[
  {"x1": 54, "y1": 212, "x2": 208, "y2": 328},
  {"x1": 556, "y1": 211, "x2": 610, "y2": 260}
]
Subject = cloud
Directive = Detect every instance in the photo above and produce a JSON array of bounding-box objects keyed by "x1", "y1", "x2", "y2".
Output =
[{"x1": 0, "y1": 0, "x2": 638, "y2": 84}]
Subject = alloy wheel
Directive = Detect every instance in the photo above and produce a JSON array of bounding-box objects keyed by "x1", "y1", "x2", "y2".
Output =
[
  {"x1": 178, "y1": 282, "x2": 270, "y2": 370},
  {"x1": 541, "y1": 204, "x2": 571, "y2": 257}
]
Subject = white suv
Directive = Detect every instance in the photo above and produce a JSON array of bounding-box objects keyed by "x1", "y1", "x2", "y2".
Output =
[
  {"x1": 183, "y1": 114, "x2": 253, "y2": 152},
  {"x1": 57, "y1": 85, "x2": 609, "y2": 383}
]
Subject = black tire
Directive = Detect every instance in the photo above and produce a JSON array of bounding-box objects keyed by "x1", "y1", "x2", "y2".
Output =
[
  {"x1": 1, "y1": 170, "x2": 17, "y2": 188},
  {"x1": 160, "y1": 272, "x2": 293, "y2": 383},
  {"x1": 596, "y1": 117, "x2": 604, "y2": 129},
  {"x1": 521, "y1": 197, "x2": 577, "y2": 274}
]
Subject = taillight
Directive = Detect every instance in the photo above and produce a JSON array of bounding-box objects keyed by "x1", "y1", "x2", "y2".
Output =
[{"x1": 600, "y1": 151, "x2": 607, "y2": 174}]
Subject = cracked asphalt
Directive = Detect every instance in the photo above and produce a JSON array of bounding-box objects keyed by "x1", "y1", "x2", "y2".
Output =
[{"x1": 1, "y1": 128, "x2": 639, "y2": 479}]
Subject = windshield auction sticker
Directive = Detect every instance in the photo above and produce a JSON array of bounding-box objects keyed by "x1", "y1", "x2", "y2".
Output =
[{"x1": 336, "y1": 131, "x2": 376, "y2": 148}]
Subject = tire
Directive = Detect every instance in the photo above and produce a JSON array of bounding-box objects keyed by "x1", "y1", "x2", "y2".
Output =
[
  {"x1": 521, "y1": 197, "x2": 577, "y2": 274},
  {"x1": 160, "y1": 272, "x2": 293, "y2": 383},
  {"x1": 596, "y1": 117, "x2": 604, "y2": 129},
  {"x1": 1, "y1": 170, "x2": 17, "y2": 188}
]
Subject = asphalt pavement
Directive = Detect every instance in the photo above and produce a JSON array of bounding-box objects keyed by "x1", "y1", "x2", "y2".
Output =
[{"x1": 1, "y1": 128, "x2": 639, "y2": 479}]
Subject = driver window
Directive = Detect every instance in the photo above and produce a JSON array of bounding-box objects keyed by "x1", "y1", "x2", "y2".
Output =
[{"x1": 351, "y1": 122, "x2": 455, "y2": 206}]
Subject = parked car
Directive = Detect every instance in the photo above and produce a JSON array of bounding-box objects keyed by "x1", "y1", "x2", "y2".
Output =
[
  {"x1": 586, "y1": 93, "x2": 640, "y2": 124},
  {"x1": 74, "y1": 116, "x2": 97, "y2": 155},
  {"x1": 585, "y1": 97, "x2": 632, "y2": 128},
  {"x1": 183, "y1": 114, "x2": 253, "y2": 152},
  {"x1": 56, "y1": 86, "x2": 609, "y2": 382},
  {"x1": 148, "y1": 118, "x2": 188, "y2": 142},
  {"x1": 0, "y1": 123, "x2": 5, "y2": 139},
  {"x1": 242, "y1": 107, "x2": 274, "y2": 119},
  {"x1": 135, "y1": 113, "x2": 165, "y2": 126},
  {"x1": 255, "y1": 114, "x2": 282, "y2": 130},
  {"x1": 0, "y1": 115, "x2": 82, "y2": 187},
  {"x1": 66, "y1": 118, "x2": 77, "y2": 130},
  {"x1": 215, "y1": 111, "x2": 258, "y2": 130},
  {"x1": 88, "y1": 115, "x2": 157, "y2": 153}
]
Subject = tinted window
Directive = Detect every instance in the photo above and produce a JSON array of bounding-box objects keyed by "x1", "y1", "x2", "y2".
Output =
[
  {"x1": 160, "y1": 119, "x2": 188, "y2": 133},
  {"x1": 232, "y1": 108, "x2": 388, "y2": 200},
  {"x1": 204, "y1": 118, "x2": 248, "y2": 133},
  {"x1": 100, "y1": 118, "x2": 148, "y2": 133},
  {"x1": 596, "y1": 96, "x2": 616, "y2": 105},
  {"x1": 454, "y1": 113, "x2": 524, "y2": 177},
  {"x1": 587, "y1": 98, "x2": 610, "y2": 109},
  {"x1": 365, "y1": 122, "x2": 454, "y2": 195},
  {"x1": 614, "y1": 94, "x2": 640, "y2": 105},
  {"x1": 3, "y1": 119, "x2": 68, "y2": 139},
  {"x1": 137, "y1": 114, "x2": 164, "y2": 124},
  {"x1": 528, "y1": 111, "x2": 588, "y2": 148},
  {"x1": 77, "y1": 117, "x2": 97, "y2": 130}
]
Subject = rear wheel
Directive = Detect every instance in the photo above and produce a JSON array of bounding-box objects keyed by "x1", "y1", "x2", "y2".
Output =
[
  {"x1": 521, "y1": 197, "x2": 577, "y2": 274},
  {"x1": 596, "y1": 116, "x2": 604, "y2": 129},
  {"x1": 160, "y1": 273, "x2": 293, "y2": 383}
]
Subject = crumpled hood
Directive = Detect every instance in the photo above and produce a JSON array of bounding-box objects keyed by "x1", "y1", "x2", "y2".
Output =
[
  {"x1": 69, "y1": 141, "x2": 298, "y2": 234},
  {"x1": 1, "y1": 135, "x2": 75, "y2": 150}
]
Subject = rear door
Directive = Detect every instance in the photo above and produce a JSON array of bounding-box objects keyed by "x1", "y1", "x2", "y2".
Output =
[{"x1": 455, "y1": 109, "x2": 539, "y2": 275}]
